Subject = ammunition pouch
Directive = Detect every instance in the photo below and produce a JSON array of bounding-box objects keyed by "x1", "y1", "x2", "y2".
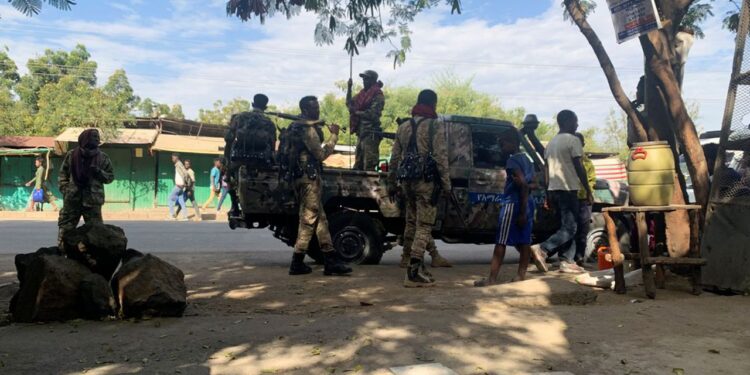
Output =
[
  {"x1": 397, "y1": 153, "x2": 424, "y2": 182},
  {"x1": 304, "y1": 161, "x2": 320, "y2": 180},
  {"x1": 423, "y1": 153, "x2": 438, "y2": 183}
]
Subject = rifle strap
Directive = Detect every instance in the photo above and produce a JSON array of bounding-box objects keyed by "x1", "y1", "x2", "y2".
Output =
[{"x1": 407, "y1": 117, "x2": 431, "y2": 154}]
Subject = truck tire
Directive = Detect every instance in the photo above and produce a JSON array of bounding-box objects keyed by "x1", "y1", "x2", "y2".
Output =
[{"x1": 322, "y1": 212, "x2": 385, "y2": 265}]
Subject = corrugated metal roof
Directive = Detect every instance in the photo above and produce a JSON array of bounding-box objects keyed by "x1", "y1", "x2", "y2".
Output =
[
  {"x1": 151, "y1": 134, "x2": 224, "y2": 155},
  {"x1": 0, "y1": 136, "x2": 55, "y2": 149},
  {"x1": 55, "y1": 128, "x2": 159, "y2": 145}
]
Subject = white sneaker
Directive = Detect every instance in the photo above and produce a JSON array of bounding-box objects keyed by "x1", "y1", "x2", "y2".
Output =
[
  {"x1": 530, "y1": 245, "x2": 549, "y2": 273},
  {"x1": 559, "y1": 261, "x2": 585, "y2": 274}
]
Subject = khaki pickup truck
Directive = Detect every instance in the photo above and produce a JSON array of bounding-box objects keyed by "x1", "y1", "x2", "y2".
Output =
[{"x1": 230, "y1": 115, "x2": 630, "y2": 264}]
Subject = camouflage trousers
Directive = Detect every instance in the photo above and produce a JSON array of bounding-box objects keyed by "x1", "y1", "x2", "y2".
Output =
[
  {"x1": 294, "y1": 177, "x2": 334, "y2": 253},
  {"x1": 354, "y1": 133, "x2": 381, "y2": 171},
  {"x1": 57, "y1": 201, "x2": 103, "y2": 248},
  {"x1": 402, "y1": 181, "x2": 437, "y2": 259}
]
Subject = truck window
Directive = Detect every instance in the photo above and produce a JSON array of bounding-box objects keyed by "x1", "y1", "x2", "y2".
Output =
[{"x1": 472, "y1": 128, "x2": 515, "y2": 169}]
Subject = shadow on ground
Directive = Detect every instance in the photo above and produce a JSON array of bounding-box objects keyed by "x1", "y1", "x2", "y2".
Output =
[{"x1": 0, "y1": 253, "x2": 749, "y2": 375}]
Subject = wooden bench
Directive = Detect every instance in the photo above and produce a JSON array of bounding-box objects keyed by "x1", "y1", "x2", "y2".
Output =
[{"x1": 602, "y1": 204, "x2": 706, "y2": 298}]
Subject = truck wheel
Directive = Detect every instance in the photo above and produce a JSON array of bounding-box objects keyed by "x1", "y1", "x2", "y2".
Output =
[{"x1": 330, "y1": 212, "x2": 384, "y2": 265}]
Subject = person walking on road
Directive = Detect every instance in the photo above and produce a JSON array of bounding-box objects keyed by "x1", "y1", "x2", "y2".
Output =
[
  {"x1": 176, "y1": 159, "x2": 201, "y2": 221},
  {"x1": 529, "y1": 110, "x2": 592, "y2": 274},
  {"x1": 25, "y1": 156, "x2": 59, "y2": 212},
  {"x1": 168, "y1": 153, "x2": 189, "y2": 221},
  {"x1": 202, "y1": 158, "x2": 223, "y2": 210}
]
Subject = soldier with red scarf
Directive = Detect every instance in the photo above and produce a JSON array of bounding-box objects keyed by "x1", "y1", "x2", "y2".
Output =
[
  {"x1": 347, "y1": 70, "x2": 385, "y2": 171},
  {"x1": 57, "y1": 128, "x2": 114, "y2": 249}
]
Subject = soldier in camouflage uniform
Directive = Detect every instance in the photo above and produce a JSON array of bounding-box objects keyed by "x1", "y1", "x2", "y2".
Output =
[
  {"x1": 288, "y1": 96, "x2": 352, "y2": 276},
  {"x1": 388, "y1": 90, "x2": 451, "y2": 287},
  {"x1": 57, "y1": 128, "x2": 114, "y2": 249},
  {"x1": 398, "y1": 233, "x2": 452, "y2": 268},
  {"x1": 348, "y1": 70, "x2": 385, "y2": 171},
  {"x1": 224, "y1": 94, "x2": 276, "y2": 217}
]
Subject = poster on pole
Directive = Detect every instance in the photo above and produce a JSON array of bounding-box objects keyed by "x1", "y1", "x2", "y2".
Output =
[{"x1": 606, "y1": 0, "x2": 662, "y2": 43}]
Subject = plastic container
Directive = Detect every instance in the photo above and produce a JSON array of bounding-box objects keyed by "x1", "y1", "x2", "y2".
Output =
[
  {"x1": 627, "y1": 141, "x2": 675, "y2": 206},
  {"x1": 597, "y1": 246, "x2": 614, "y2": 270}
]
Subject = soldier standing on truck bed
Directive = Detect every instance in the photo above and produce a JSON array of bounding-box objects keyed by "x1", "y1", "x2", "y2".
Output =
[
  {"x1": 388, "y1": 89, "x2": 451, "y2": 287},
  {"x1": 223, "y1": 94, "x2": 276, "y2": 218},
  {"x1": 287, "y1": 96, "x2": 352, "y2": 276},
  {"x1": 347, "y1": 70, "x2": 385, "y2": 171}
]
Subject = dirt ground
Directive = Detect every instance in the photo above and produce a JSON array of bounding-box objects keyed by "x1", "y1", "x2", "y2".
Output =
[{"x1": 1, "y1": 253, "x2": 748, "y2": 375}]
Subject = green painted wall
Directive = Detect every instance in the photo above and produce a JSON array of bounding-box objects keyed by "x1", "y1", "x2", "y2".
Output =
[
  {"x1": 0, "y1": 155, "x2": 62, "y2": 211},
  {"x1": 0, "y1": 146, "x2": 157, "y2": 212}
]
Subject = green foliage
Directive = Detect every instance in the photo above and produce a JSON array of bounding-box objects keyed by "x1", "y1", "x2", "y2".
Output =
[
  {"x1": 0, "y1": 48, "x2": 20, "y2": 89},
  {"x1": 137, "y1": 98, "x2": 185, "y2": 119},
  {"x1": 312, "y1": 73, "x2": 530, "y2": 156},
  {"x1": 103, "y1": 69, "x2": 139, "y2": 114},
  {"x1": 15, "y1": 44, "x2": 97, "y2": 111},
  {"x1": 0, "y1": 45, "x2": 138, "y2": 137},
  {"x1": 226, "y1": 0, "x2": 461, "y2": 66},
  {"x1": 680, "y1": 1, "x2": 714, "y2": 38},
  {"x1": 6, "y1": 0, "x2": 75, "y2": 16},
  {"x1": 197, "y1": 98, "x2": 251, "y2": 124},
  {"x1": 33, "y1": 75, "x2": 127, "y2": 136}
]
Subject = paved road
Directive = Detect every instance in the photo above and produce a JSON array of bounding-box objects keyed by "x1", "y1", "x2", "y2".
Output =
[{"x1": 0, "y1": 221, "x2": 515, "y2": 265}]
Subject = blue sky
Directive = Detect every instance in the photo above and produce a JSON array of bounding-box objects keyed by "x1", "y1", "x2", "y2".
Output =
[{"x1": 0, "y1": 0, "x2": 738, "y2": 131}]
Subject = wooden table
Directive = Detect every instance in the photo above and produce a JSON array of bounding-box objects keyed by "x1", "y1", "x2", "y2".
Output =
[{"x1": 602, "y1": 204, "x2": 706, "y2": 298}]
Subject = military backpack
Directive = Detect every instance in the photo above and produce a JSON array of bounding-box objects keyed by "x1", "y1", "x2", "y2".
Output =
[
  {"x1": 397, "y1": 118, "x2": 438, "y2": 182},
  {"x1": 231, "y1": 111, "x2": 276, "y2": 165}
]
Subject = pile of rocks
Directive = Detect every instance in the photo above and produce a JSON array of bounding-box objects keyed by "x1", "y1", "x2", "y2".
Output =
[{"x1": 9, "y1": 223, "x2": 187, "y2": 323}]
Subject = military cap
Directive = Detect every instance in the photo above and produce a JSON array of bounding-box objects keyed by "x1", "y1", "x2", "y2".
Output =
[
  {"x1": 522, "y1": 114, "x2": 540, "y2": 124},
  {"x1": 359, "y1": 70, "x2": 379, "y2": 80}
]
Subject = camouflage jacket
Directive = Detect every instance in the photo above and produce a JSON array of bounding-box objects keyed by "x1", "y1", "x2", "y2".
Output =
[
  {"x1": 58, "y1": 150, "x2": 114, "y2": 207},
  {"x1": 354, "y1": 92, "x2": 385, "y2": 134},
  {"x1": 388, "y1": 116, "x2": 451, "y2": 192},
  {"x1": 225, "y1": 109, "x2": 277, "y2": 163},
  {"x1": 293, "y1": 122, "x2": 338, "y2": 172}
]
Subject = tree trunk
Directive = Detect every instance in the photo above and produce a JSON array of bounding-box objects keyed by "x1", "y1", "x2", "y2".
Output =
[
  {"x1": 563, "y1": 0, "x2": 648, "y2": 142},
  {"x1": 640, "y1": 31, "x2": 710, "y2": 210}
]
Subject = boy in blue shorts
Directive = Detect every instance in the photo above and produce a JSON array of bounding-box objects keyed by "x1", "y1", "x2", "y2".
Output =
[{"x1": 475, "y1": 133, "x2": 535, "y2": 286}]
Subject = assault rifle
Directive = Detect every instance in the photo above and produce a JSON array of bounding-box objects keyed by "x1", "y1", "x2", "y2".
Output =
[{"x1": 266, "y1": 111, "x2": 347, "y2": 134}]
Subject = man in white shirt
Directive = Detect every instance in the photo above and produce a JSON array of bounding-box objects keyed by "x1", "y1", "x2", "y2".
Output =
[
  {"x1": 168, "y1": 153, "x2": 189, "y2": 221},
  {"x1": 530, "y1": 110, "x2": 593, "y2": 274}
]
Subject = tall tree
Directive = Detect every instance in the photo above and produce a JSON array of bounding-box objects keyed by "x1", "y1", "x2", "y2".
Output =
[
  {"x1": 15, "y1": 44, "x2": 97, "y2": 112},
  {"x1": 197, "y1": 98, "x2": 251, "y2": 124},
  {"x1": 0, "y1": 48, "x2": 20, "y2": 89},
  {"x1": 33, "y1": 75, "x2": 127, "y2": 136},
  {"x1": 103, "y1": 69, "x2": 139, "y2": 114},
  {"x1": 137, "y1": 97, "x2": 185, "y2": 119}
]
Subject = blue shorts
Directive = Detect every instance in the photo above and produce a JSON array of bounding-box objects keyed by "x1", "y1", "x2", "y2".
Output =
[{"x1": 495, "y1": 199, "x2": 534, "y2": 246}]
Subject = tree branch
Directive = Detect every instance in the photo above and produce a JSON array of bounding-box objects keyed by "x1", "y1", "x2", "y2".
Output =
[{"x1": 563, "y1": 0, "x2": 648, "y2": 141}]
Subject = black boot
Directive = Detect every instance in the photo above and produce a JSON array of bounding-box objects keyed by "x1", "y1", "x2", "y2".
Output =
[
  {"x1": 323, "y1": 251, "x2": 352, "y2": 276},
  {"x1": 404, "y1": 258, "x2": 435, "y2": 287},
  {"x1": 228, "y1": 189, "x2": 242, "y2": 218},
  {"x1": 289, "y1": 253, "x2": 312, "y2": 275}
]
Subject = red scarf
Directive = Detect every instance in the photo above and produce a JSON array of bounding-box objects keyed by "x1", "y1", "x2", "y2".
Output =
[
  {"x1": 350, "y1": 82, "x2": 383, "y2": 132},
  {"x1": 411, "y1": 104, "x2": 438, "y2": 119}
]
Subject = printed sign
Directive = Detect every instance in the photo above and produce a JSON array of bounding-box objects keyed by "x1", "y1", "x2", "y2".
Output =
[{"x1": 606, "y1": 0, "x2": 662, "y2": 43}]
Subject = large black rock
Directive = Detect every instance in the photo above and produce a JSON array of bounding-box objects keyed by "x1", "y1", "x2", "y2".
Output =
[
  {"x1": 111, "y1": 253, "x2": 187, "y2": 318},
  {"x1": 11, "y1": 255, "x2": 91, "y2": 322},
  {"x1": 14, "y1": 247, "x2": 60, "y2": 286},
  {"x1": 63, "y1": 223, "x2": 127, "y2": 279},
  {"x1": 79, "y1": 273, "x2": 116, "y2": 320}
]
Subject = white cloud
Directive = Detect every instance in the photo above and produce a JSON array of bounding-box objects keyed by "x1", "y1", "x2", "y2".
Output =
[{"x1": 0, "y1": 0, "x2": 735, "y2": 132}]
